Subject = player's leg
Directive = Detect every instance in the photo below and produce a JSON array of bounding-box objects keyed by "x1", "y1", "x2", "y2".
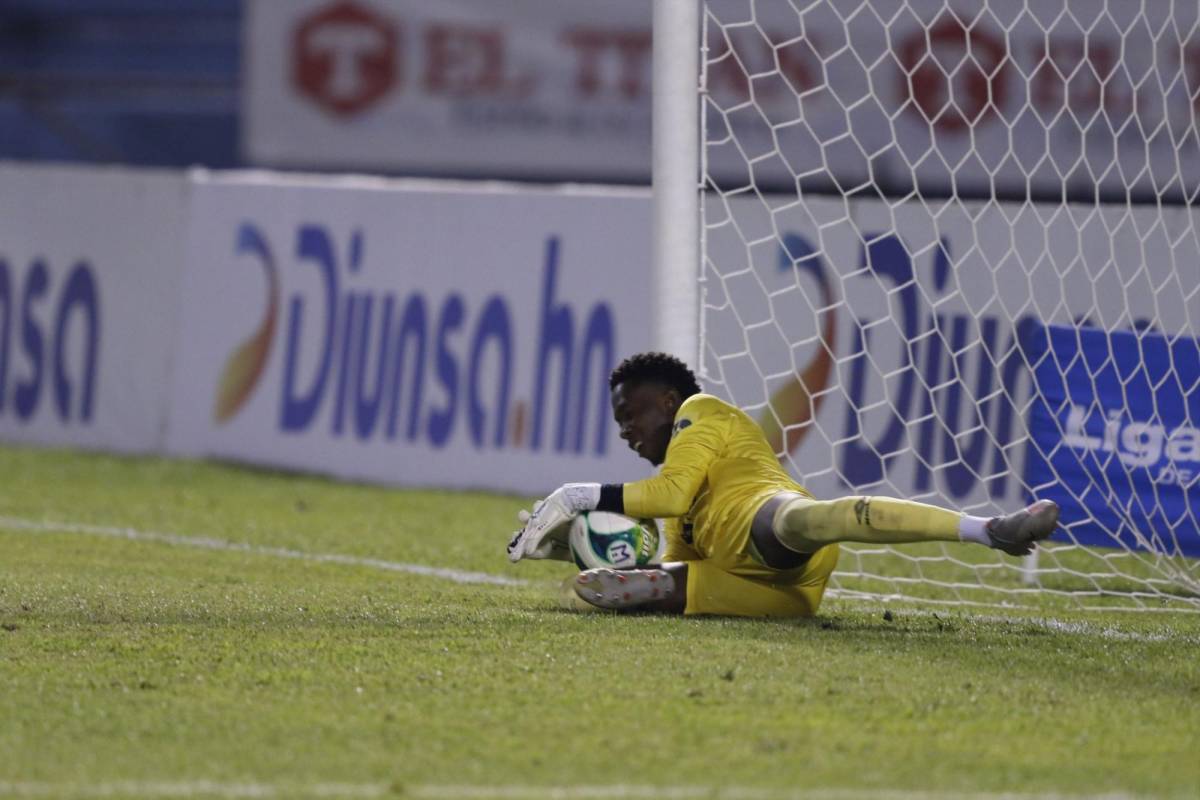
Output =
[
  {"x1": 765, "y1": 493, "x2": 1059, "y2": 558},
  {"x1": 684, "y1": 554, "x2": 836, "y2": 616},
  {"x1": 568, "y1": 553, "x2": 836, "y2": 618}
]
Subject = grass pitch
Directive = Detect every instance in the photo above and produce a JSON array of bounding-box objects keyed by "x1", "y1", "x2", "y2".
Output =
[{"x1": 1, "y1": 444, "x2": 1198, "y2": 800}]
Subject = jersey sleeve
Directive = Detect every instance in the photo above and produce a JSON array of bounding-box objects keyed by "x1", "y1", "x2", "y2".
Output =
[{"x1": 622, "y1": 395, "x2": 731, "y2": 519}]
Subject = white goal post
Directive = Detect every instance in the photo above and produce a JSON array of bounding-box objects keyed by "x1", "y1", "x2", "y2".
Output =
[
  {"x1": 654, "y1": 0, "x2": 1200, "y2": 611},
  {"x1": 653, "y1": 0, "x2": 703, "y2": 368}
]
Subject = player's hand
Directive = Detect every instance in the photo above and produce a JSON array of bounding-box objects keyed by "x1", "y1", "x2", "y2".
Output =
[
  {"x1": 506, "y1": 483, "x2": 599, "y2": 563},
  {"x1": 505, "y1": 507, "x2": 571, "y2": 562}
]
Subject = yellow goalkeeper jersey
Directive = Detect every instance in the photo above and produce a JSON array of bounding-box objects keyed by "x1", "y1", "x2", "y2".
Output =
[{"x1": 621, "y1": 393, "x2": 812, "y2": 577}]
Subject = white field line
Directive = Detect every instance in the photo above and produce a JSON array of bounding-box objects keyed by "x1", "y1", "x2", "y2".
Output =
[
  {"x1": 0, "y1": 514, "x2": 527, "y2": 587},
  {"x1": 887, "y1": 608, "x2": 1200, "y2": 644},
  {"x1": 1, "y1": 513, "x2": 1195, "y2": 643},
  {"x1": 991, "y1": 614, "x2": 1192, "y2": 642},
  {"x1": 413, "y1": 787, "x2": 1149, "y2": 800},
  {"x1": 0, "y1": 782, "x2": 384, "y2": 798},
  {"x1": 0, "y1": 783, "x2": 1156, "y2": 800}
]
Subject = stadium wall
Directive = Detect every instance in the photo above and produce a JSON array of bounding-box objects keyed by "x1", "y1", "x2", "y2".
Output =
[
  {"x1": 166, "y1": 172, "x2": 658, "y2": 493},
  {"x1": 243, "y1": 0, "x2": 1199, "y2": 200},
  {"x1": 0, "y1": 163, "x2": 187, "y2": 454},
  {"x1": 4, "y1": 161, "x2": 1198, "y2": 536},
  {"x1": 0, "y1": 163, "x2": 658, "y2": 494},
  {"x1": 705, "y1": 195, "x2": 1200, "y2": 518}
]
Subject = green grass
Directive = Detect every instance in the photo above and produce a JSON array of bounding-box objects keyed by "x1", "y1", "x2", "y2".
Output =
[{"x1": 1, "y1": 444, "x2": 1199, "y2": 800}]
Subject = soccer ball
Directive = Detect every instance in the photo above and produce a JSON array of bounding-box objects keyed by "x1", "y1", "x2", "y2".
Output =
[{"x1": 569, "y1": 511, "x2": 663, "y2": 571}]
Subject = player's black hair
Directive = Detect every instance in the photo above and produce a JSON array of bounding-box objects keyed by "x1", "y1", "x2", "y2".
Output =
[{"x1": 609, "y1": 352, "x2": 701, "y2": 399}]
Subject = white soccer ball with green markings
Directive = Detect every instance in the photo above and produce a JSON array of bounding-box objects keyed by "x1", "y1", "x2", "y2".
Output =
[{"x1": 569, "y1": 511, "x2": 664, "y2": 571}]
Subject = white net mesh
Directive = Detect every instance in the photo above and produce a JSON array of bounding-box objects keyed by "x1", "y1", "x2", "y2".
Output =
[{"x1": 699, "y1": 0, "x2": 1200, "y2": 611}]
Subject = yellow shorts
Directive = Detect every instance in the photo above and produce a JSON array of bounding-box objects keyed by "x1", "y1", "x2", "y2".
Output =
[{"x1": 683, "y1": 542, "x2": 839, "y2": 617}]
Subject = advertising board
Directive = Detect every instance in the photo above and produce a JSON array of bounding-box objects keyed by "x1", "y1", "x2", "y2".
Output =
[
  {"x1": 1023, "y1": 323, "x2": 1200, "y2": 557},
  {"x1": 167, "y1": 174, "x2": 657, "y2": 494},
  {"x1": 704, "y1": 194, "x2": 1200, "y2": 517},
  {"x1": 0, "y1": 164, "x2": 187, "y2": 452},
  {"x1": 244, "y1": 0, "x2": 1200, "y2": 199}
]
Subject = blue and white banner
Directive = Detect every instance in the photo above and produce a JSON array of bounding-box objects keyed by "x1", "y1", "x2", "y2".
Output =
[
  {"x1": 166, "y1": 174, "x2": 657, "y2": 495},
  {"x1": 1022, "y1": 322, "x2": 1200, "y2": 557},
  {"x1": 0, "y1": 164, "x2": 187, "y2": 453}
]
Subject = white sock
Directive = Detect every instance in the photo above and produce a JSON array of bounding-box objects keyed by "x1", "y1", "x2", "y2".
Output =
[{"x1": 957, "y1": 514, "x2": 992, "y2": 545}]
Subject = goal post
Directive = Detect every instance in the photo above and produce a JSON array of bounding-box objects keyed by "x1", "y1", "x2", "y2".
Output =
[
  {"x1": 652, "y1": 0, "x2": 702, "y2": 370},
  {"x1": 656, "y1": 0, "x2": 1200, "y2": 611}
]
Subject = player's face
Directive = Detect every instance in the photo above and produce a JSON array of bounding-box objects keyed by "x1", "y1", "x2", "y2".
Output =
[{"x1": 610, "y1": 380, "x2": 680, "y2": 466}]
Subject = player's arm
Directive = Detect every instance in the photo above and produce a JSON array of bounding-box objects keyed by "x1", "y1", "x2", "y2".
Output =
[
  {"x1": 595, "y1": 401, "x2": 729, "y2": 519},
  {"x1": 508, "y1": 397, "x2": 727, "y2": 562}
]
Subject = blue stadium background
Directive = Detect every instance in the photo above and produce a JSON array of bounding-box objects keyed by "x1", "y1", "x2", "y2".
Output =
[{"x1": 0, "y1": 0, "x2": 241, "y2": 167}]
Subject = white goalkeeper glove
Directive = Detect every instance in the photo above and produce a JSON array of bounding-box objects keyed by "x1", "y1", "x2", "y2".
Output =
[
  {"x1": 506, "y1": 507, "x2": 572, "y2": 563},
  {"x1": 506, "y1": 483, "x2": 600, "y2": 563}
]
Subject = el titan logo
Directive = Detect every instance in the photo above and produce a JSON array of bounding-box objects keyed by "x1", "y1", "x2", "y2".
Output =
[{"x1": 293, "y1": 0, "x2": 398, "y2": 117}]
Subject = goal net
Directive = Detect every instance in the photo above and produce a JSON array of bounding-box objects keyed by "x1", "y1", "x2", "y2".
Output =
[{"x1": 696, "y1": 0, "x2": 1200, "y2": 611}]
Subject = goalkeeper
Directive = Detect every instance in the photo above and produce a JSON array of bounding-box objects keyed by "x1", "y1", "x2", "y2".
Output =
[{"x1": 506, "y1": 352, "x2": 1059, "y2": 617}]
